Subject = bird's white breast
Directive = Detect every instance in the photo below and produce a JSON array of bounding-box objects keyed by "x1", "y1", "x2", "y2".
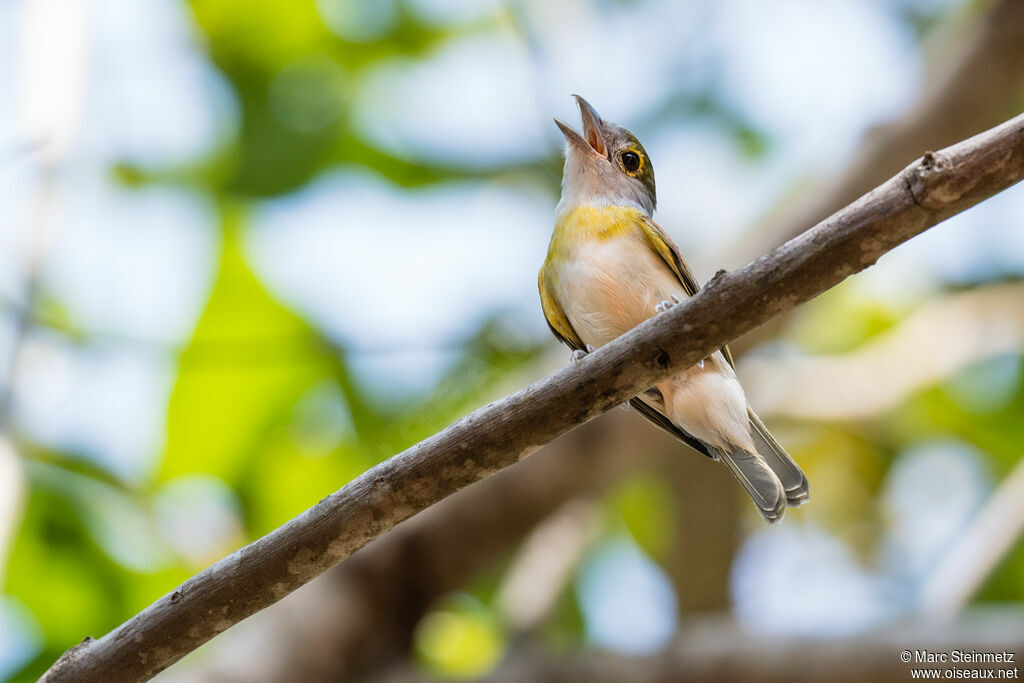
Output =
[{"x1": 554, "y1": 234, "x2": 685, "y2": 348}]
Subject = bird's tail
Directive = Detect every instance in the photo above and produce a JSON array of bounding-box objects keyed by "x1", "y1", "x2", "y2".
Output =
[
  {"x1": 748, "y1": 407, "x2": 810, "y2": 507},
  {"x1": 710, "y1": 445, "x2": 787, "y2": 523}
]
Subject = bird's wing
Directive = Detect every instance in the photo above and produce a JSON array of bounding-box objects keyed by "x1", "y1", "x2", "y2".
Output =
[
  {"x1": 638, "y1": 215, "x2": 736, "y2": 368},
  {"x1": 636, "y1": 216, "x2": 810, "y2": 487},
  {"x1": 627, "y1": 215, "x2": 728, "y2": 459},
  {"x1": 638, "y1": 216, "x2": 701, "y2": 298},
  {"x1": 629, "y1": 395, "x2": 714, "y2": 458},
  {"x1": 538, "y1": 269, "x2": 585, "y2": 352}
]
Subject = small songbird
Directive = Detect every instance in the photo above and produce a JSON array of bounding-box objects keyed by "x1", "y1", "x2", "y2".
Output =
[{"x1": 539, "y1": 96, "x2": 809, "y2": 522}]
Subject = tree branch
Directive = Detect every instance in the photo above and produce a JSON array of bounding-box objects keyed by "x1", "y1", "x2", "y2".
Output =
[
  {"x1": 154, "y1": 410, "x2": 662, "y2": 683},
  {"x1": 723, "y1": 0, "x2": 1024, "y2": 269},
  {"x1": 718, "y1": 0, "x2": 1024, "y2": 356},
  {"x1": 42, "y1": 113, "x2": 1024, "y2": 683}
]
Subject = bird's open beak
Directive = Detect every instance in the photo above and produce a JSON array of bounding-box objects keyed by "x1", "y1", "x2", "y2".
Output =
[{"x1": 554, "y1": 94, "x2": 608, "y2": 158}]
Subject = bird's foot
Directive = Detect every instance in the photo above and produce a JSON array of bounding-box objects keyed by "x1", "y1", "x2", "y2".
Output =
[
  {"x1": 569, "y1": 344, "x2": 597, "y2": 366},
  {"x1": 654, "y1": 294, "x2": 682, "y2": 314}
]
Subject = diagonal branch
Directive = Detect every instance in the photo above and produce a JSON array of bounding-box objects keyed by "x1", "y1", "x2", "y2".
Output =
[
  {"x1": 724, "y1": 0, "x2": 1024, "y2": 268},
  {"x1": 153, "y1": 410, "x2": 662, "y2": 683},
  {"x1": 42, "y1": 113, "x2": 1024, "y2": 683},
  {"x1": 717, "y1": 0, "x2": 1024, "y2": 357}
]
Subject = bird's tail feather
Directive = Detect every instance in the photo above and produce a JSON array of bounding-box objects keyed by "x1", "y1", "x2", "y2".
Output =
[
  {"x1": 748, "y1": 408, "x2": 810, "y2": 507},
  {"x1": 710, "y1": 446, "x2": 787, "y2": 523}
]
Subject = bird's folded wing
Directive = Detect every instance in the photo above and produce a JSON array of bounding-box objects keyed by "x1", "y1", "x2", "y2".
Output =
[
  {"x1": 638, "y1": 215, "x2": 737, "y2": 368},
  {"x1": 629, "y1": 395, "x2": 714, "y2": 459},
  {"x1": 638, "y1": 216, "x2": 700, "y2": 297},
  {"x1": 538, "y1": 270, "x2": 584, "y2": 351}
]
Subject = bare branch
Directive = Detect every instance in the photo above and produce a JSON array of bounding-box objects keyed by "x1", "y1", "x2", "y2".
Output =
[
  {"x1": 41, "y1": 113, "x2": 1024, "y2": 683},
  {"x1": 718, "y1": 0, "x2": 1024, "y2": 356},
  {"x1": 921, "y1": 456, "x2": 1024, "y2": 620},
  {"x1": 154, "y1": 410, "x2": 661, "y2": 683},
  {"x1": 725, "y1": 0, "x2": 1024, "y2": 268}
]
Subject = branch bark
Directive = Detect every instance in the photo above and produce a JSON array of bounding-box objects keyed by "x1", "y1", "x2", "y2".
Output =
[
  {"x1": 153, "y1": 410, "x2": 664, "y2": 683},
  {"x1": 717, "y1": 0, "x2": 1024, "y2": 356},
  {"x1": 42, "y1": 112, "x2": 1024, "y2": 683},
  {"x1": 723, "y1": 0, "x2": 1024, "y2": 269}
]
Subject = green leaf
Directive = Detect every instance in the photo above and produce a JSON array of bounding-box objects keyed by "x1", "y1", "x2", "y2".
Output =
[
  {"x1": 609, "y1": 474, "x2": 676, "y2": 561},
  {"x1": 160, "y1": 205, "x2": 334, "y2": 485},
  {"x1": 4, "y1": 463, "x2": 190, "y2": 681},
  {"x1": 414, "y1": 593, "x2": 504, "y2": 679}
]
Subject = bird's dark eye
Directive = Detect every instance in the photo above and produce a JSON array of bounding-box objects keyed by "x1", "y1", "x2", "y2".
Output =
[{"x1": 621, "y1": 151, "x2": 641, "y2": 173}]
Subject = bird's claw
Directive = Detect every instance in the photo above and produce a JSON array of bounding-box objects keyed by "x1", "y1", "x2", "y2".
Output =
[
  {"x1": 569, "y1": 344, "x2": 597, "y2": 366},
  {"x1": 654, "y1": 294, "x2": 682, "y2": 314}
]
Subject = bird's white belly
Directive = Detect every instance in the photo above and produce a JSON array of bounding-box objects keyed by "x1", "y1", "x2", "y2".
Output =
[
  {"x1": 555, "y1": 236, "x2": 684, "y2": 348},
  {"x1": 552, "y1": 233, "x2": 754, "y2": 452}
]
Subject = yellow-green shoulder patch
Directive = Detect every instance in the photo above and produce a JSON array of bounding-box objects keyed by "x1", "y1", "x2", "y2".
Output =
[{"x1": 638, "y1": 216, "x2": 736, "y2": 369}]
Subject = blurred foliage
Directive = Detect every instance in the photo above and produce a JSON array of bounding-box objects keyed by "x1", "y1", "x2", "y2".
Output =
[
  {"x1": 4, "y1": 0, "x2": 550, "y2": 672},
  {"x1": 3, "y1": 0, "x2": 1024, "y2": 681},
  {"x1": 413, "y1": 593, "x2": 505, "y2": 679},
  {"x1": 788, "y1": 281, "x2": 905, "y2": 355},
  {"x1": 7, "y1": 462, "x2": 191, "y2": 668},
  {"x1": 609, "y1": 474, "x2": 677, "y2": 562},
  {"x1": 785, "y1": 423, "x2": 890, "y2": 555},
  {"x1": 899, "y1": 355, "x2": 1024, "y2": 602},
  {"x1": 162, "y1": 206, "x2": 335, "y2": 485},
  {"x1": 123, "y1": 0, "x2": 539, "y2": 196}
]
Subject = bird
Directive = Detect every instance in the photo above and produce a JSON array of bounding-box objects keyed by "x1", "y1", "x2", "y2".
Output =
[{"x1": 539, "y1": 95, "x2": 809, "y2": 523}]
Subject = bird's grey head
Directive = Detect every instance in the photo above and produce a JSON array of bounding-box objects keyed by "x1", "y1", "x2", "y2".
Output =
[{"x1": 554, "y1": 95, "x2": 657, "y2": 217}]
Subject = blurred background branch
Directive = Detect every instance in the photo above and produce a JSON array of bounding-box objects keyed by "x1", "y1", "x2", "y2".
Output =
[
  {"x1": 719, "y1": 0, "x2": 1024, "y2": 269},
  {"x1": 741, "y1": 282, "x2": 1024, "y2": 420},
  {"x1": 464, "y1": 612, "x2": 1024, "y2": 683},
  {"x1": 920, "y1": 455, "x2": 1024, "y2": 620}
]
